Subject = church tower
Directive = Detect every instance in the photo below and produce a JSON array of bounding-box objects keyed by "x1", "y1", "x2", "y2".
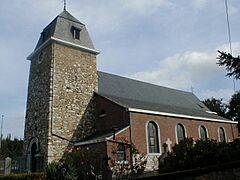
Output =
[{"x1": 24, "y1": 10, "x2": 99, "y2": 171}]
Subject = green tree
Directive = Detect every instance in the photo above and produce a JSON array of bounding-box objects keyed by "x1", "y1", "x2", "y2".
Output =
[
  {"x1": 202, "y1": 98, "x2": 228, "y2": 118},
  {"x1": 160, "y1": 138, "x2": 240, "y2": 173},
  {"x1": 217, "y1": 51, "x2": 240, "y2": 79},
  {"x1": 0, "y1": 135, "x2": 23, "y2": 159},
  {"x1": 227, "y1": 91, "x2": 240, "y2": 121}
]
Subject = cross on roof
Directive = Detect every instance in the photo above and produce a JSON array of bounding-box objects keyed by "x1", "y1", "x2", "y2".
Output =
[{"x1": 64, "y1": 0, "x2": 67, "y2": 10}]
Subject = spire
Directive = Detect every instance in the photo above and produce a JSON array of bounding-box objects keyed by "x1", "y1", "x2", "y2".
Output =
[{"x1": 64, "y1": 0, "x2": 66, "y2": 11}]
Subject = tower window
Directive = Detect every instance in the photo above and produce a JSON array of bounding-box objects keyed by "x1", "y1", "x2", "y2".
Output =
[{"x1": 71, "y1": 26, "x2": 81, "y2": 40}]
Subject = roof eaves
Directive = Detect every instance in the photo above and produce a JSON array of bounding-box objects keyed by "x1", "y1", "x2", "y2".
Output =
[
  {"x1": 106, "y1": 125, "x2": 130, "y2": 140},
  {"x1": 94, "y1": 92, "x2": 128, "y2": 109},
  {"x1": 74, "y1": 138, "x2": 107, "y2": 146},
  {"x1": 128, "y1": 108, "x2": 237, "y2": 124},
  {"x1": 27, "y1": 36, "x2": 100, "y2": 60}
]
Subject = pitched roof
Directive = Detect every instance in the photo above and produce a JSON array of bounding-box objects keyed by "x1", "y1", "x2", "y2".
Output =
[
  {"x1": 35, "y1": 10, "x2": 95, "y2": 50},
  {"x1": 58, "y1": 10, "x2": 82, "y2": 23},
  {"x1": 97, "y1": 71, "x2": 228, "y2": 120}
]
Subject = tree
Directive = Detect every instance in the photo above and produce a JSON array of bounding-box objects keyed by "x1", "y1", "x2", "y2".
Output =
[
  {"x1": 217, "y1": 51, "x2": 240, "y2": 79},
  {"x1": 160, "y1": 138, "x2": 240, "y2": 173},
  {"x1": 0, "y1": 135, "x2": 23, "y2": 159},
  {"x1": 202, "y1": 98, "x2": 228, "y2": 118},
  {"x1": 227, "y1": 91, "x2": 240, "y2": 121}
]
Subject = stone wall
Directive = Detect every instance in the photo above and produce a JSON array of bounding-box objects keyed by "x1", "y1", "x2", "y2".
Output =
[
  {"x1": 24, "y1": 41, "x2": 98, "y2": 168},
  {"x1": 48, "y1": 42, "x2": 98, "y2": 161},
  {"x1": 24, "y1": 44, "x2": 53, "y2": 168}
]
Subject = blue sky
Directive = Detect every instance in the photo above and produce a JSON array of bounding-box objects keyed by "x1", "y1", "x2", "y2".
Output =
[{"x1": 0, "y1": 0, "x2": 240, "y2": 138}]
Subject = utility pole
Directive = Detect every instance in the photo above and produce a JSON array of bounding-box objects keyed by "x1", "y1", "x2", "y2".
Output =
[{"x1": 0, "y1": 115, "x2": 3, "y2": 151}]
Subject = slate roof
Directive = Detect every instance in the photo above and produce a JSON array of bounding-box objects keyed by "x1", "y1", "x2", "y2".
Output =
[
  {"x1": 74, "y1": 131, "x2": 113, "y2": 146},
  {"x1": 35, "y1": 10, "x2": 95, "y2": 50},
  {"x1": 97, "y1": 71, "x2": 228, "y2": 120}
]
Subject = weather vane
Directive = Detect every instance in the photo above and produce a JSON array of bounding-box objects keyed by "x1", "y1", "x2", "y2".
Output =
[{"x1": 64, "y1": 0, "x2": 67, "y2": 10}]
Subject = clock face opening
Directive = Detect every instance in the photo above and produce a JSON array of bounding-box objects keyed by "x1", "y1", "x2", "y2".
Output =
[{"x1": 38, "y1": 52, "x2": 44, "y2": 64}]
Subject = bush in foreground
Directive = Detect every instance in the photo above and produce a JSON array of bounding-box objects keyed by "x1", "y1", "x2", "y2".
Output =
[
  {"x1": 0, "y1": 172, "x2": 46, "y2": 180},
  {"x1": 160, "y1": 138, "x2": 240, "y2": 173}
]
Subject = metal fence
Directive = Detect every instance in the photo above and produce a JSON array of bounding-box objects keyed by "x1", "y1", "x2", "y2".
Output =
[{"x1": 0, "y1": 157, "x2": 25, "y2": 175}]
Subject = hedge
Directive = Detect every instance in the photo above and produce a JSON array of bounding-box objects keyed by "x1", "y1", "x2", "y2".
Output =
[{"x1": 0, "y1": 172, "x2": 46, "y2": 180}]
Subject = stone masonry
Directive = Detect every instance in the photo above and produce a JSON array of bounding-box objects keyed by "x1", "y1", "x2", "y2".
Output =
[
  {"x1": 24, "y1": 10, "x2": 99, "y2": 171},
  {"x1": 24, "y1": 44, "x2": 53, "y2": 170},
  {"x1": 24, "y1": 41, "x2": 98, "y2": 169},
  {"x1": 48, "y1": 42, "x2": 98, "y2": 162}
]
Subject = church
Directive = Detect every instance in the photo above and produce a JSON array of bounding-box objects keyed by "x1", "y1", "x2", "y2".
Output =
[{"x1": 24, "y1": 9, "x2": 239, "y2": 173}]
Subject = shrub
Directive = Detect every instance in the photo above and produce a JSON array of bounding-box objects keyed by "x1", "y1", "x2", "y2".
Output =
[
  {"x1": 160, "y1": 138, "x2": 240, "y2": 173},
  {"x1": 45, "y1": 162, "x2": 77, "y2": 180},
  {"x1": 0, "y1": 172, "x2": 46, "y2": 180},
  {"x1": 65, "y1": 148, "x2": 99, "y2": 180}
]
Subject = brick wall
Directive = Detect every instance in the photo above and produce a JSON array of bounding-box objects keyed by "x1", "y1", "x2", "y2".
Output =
[
  {"x1": 79, "y1": 142, "x2": 107, "y2": 172},
  {"x1": 95, "y1": 95, "x2": 130, "y2": 133},
  {"x1": 130, "y1": 112, "x2": 238, "y2": 155}
]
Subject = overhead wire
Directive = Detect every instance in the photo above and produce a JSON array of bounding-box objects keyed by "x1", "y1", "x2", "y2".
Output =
[{"x1": 224, "y1": 0, "x2": 235, "y2": 92}]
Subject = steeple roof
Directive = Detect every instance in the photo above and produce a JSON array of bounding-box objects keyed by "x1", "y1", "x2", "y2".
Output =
[
  {"x1": 34, "y1": 10, "x2": 95, "y2": 51},
  {"x1": 58, "y1": 10, "x2": 82, "y2": 24}
]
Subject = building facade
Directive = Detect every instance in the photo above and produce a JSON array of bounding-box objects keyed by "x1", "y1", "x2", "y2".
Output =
[{"x1": 24, "y1": 10, "x2": 239, "y2": 173}]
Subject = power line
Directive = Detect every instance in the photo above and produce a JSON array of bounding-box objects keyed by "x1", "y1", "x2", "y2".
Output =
[
  {"x1": 225, "y1": 0, "x2": 232, "y2": 54},
  {"x1": 224, "y1": 0, "x2": 236, "y2": 92}
]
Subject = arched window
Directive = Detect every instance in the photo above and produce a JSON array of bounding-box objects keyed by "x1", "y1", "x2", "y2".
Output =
[
  {"x1": 219, "y1": 127, "x2": 226, "y2": 142},
  {"x1": 199, "y1": 125, "x2": 208, "y2": 141},
  {"x1": 177, "y1": 123, "x2": 186, "y2": 143},
  {"x1": 147, "y1": 121, "x2": 160, "y2": 153},
  {"x1": 117, "y1": 144, "x2": 126, "y2": 161}
]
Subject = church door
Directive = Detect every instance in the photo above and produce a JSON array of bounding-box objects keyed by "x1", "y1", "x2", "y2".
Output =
[{"x1": 30, "y1": 142, "x2": 37, "y2": 172}]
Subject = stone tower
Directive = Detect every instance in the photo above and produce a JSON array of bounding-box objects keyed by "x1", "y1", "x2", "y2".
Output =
[{"x1": 24, "y1": 10, "x2": 99, "y2": 172}]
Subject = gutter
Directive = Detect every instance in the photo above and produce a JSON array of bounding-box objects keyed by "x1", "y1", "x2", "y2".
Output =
[{"x1": 128, "y1": 108, "x2": 238, "y2": 124}]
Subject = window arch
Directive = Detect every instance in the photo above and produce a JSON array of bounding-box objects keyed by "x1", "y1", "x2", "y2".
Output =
[
  {"x1": 199, "y1": 125, "x2": 208, "y2": 141},
  {"x1": 147, "y1": 121, "x2": 160, "y2": 153},
  {"x1": 219, "y1": 127, "x2": 226, "y2": 142},
  {"x1": 116, "y1": 144, "x2": 126, "y2": 161},
  {"x1": 176, "y1": 123, "x2": 186, "y2": 143}
]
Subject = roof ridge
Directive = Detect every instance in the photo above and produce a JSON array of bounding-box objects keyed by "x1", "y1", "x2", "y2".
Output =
[{"x1": 58, "y1": 10, "x2": 84, "y2": 24}]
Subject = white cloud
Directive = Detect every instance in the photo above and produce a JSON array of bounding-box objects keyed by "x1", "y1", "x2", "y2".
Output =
[
  {"x1": 192, "y1": 0, "x2": 209, "y2": 9},
  {"x1": 128, "y1": 42, "x2": 240, "y2": 95},
  {"x1": 129, "y1": 50, "x2": 220, "y2": 90},
  {"x1": 200, "y1": 89, "x2": 234, "y2": 102},
  {"x1": 122, "y1": 0, "x2": 173, "y2": 14}
]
